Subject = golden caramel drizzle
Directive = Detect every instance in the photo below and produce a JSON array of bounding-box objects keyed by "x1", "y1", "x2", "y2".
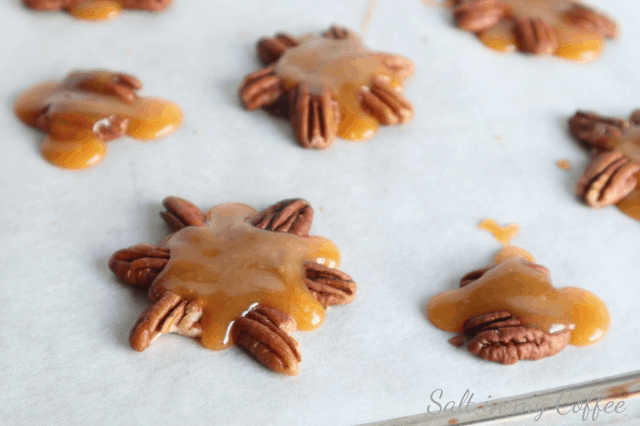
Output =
[
  {"x1": 14, "y1": 76, "x2": 182, "y2": 169},
  {"x1": 477, "y1": 0, "x2": 604, "y2": 62},
  {"x1": 427, "y1": 246, "x2": 610, "y2": 346},
  {"x1": 478, "y1": 219, "x2": 520, "y2": 247},
  {"x1": 617, "y1": 185, "x2": 640, "y2": 221},
  {"x1": 275, "y1": 35, "x2": 404, "y2": 141},
  {"x1": 67, "y1": 0, "x2": 123, "y2": 21},
  {"x1": 149, "y1": 203, "x2": 341, "y2": 351}
]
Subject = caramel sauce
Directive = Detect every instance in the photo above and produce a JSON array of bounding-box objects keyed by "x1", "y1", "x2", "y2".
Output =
[
  {"x1": 275, "y1": 35, "x2": 405, "y2": 141},
  {"x1": 427, "y1": 247, "x2": 610, "y2": 346},
  {"x1": 478, "y1": 219, "x2": 519, "y2": 246},
  {"x1": 477, "y1": 0, "x2": 604, "y2": 62},
  {"x1": 14, "y1": 74, "x2": 182, "y2": 169},
  {"x1": 67, "y1": 0, "x2": 122, "y2": 21},
  {"x1": 148, "y1": 203, "x2": 341, "y2": 351}
]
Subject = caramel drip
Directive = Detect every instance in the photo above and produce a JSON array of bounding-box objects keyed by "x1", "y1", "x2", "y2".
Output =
[
  {"x1": 67, "y1": 0, "x2": 123, "y2": 21},
  {"x1": 14, "y1": 78, "x2": 182, "y2": 169},
  {"x1": 149, "y1": 203, "x2": 341, "y2": 351},
  {"x1": 478, "y1": 219, "x2": 519, "y2": 247},
  {"x1": 477, "y1": 0, "x2": 604, "y2": 62},
  {"x1": 275, "y1": 35, "x2": 403, "y2": 141},
  {"x1": 617, "y1": 186, "x2": 640, "y2": 221},
  {"x1": 427, "y1": 247, "x2": 610, "y2": 346}
]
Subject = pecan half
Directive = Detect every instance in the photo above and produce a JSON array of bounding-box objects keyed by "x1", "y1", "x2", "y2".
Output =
[
  {"x1": 232, "y1": 304, "x2": 301, "y2": 376},
  {"x1": 564, "y1": 4, "x2": 617, "y2": 39},
  {"x1": 304, "y1": 262, "x2": 357, "y2": 307},
  {"x1": 290, "y1": 84, "x2": 339, "y2": 149},
  {"x1": 251, "y1": 198, "x2": 314, "y2": 237},
  {"x1": 453, "y1": 0, "x2": 510, "y2": 33},
  {"x1": 257, "y1": 33, "x2": 299, "y2": 65},
  {"x1": 463, "y1": 311, "x2": 521, "y2": 336},
  {"x1": 160, "y1": 196, "x2": 206, "y2": 231},
  {"x1": 576, "y1": 150, "x2": 640, "y2": 207},
  {"x1": 239, "y1": 66, "x2": 283, "y2": 111},
  {"x1": 631, "y1": 110, "x2": 640, "y2": 126},
  {"x1": 467, "y1": 326, "x2": 571, "y2": 365},
  {"x1": 108, "y1": 244, "x2": 170, "y2": 287},
  {"x1": 569, "y1": 111, "x2": 628, "y2": 151},
  {"x1": 359, "y1": 75, "x2": 413, "y2": 125},
  {"x1": 459, "y1": 266, "x2": 493, "y2": 288},
  {"x1": 61, "y1": 71, "x2": 141, "y2": 105},
  {"x1": 129, "y1": 291, "x2": 203, "y2": 351},
  {"x1": 514, "y1": 17, "x2": 558, "y2": 55}
]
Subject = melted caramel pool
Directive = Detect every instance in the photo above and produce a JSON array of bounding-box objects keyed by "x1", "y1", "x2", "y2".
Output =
[
  {"x1": 275, "y1": 34, "x2": 405, "y2": 141},
  {"x1": 148, "y1": 203, "x2": 341, "y2": 351},
  {"x1": 14, "y1": 72, "x2": 182, "y2": 169}
]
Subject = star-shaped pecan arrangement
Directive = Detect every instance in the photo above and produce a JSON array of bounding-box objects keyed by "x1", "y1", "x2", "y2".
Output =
[
  {"x1": 451, "y1": 0, "x2": 617, "y2": 62},
  {"x1": 22, "y1": 0, "x2": 170, "y2": 21},
  {"x1": 15, "y1": 70, "x2": 182, "y2": 169},
  {"x1": 427, "y1": 245, "x2": 609, "y2": 364},
  {"x1": 569, "y1": 110, "x2": 640, "y2": 221},
  {"x1": 239, "y1": 25, "x2": 414, "y2": 149},
  {"x1": 109, "y1": 197, "x2": 357, "y2": 376}
]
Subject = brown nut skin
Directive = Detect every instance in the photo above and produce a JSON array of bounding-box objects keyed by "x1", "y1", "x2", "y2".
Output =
[
  {"x1": 576, "y1": 150, "x2": 640, "y2": 207},
  {"x1": 108, "y1": 244, "x2": 170, "y2": 288},
  {"x1": 514, "y1": 17, "x2": 559, "y2": 55},
  {"x1": 239, "y1": 66, "x2": 283, "y2": 111},
  {"x1": 160, "y1": 196, "x2": 206, "y2": 231},
  {"x1": 231, "y1": 304, "x2": 301, "y2": 376},
  {"x1": 303, "y1": 262, "x2": 357, "y2": 307},
  {"x1": 290, "y1": 85, "x2": 339, "y2": 150},
  {"x1": 250, "y1": 198, "x2": 314, "y2": 237},
  {"x1": 569, "y1": 111, "x2": 628, "y2": 151}
]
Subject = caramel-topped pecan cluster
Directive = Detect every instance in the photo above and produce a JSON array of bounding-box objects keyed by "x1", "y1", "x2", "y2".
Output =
[
  {"x1": 569, "y1": 110, "x2": 640, "y2": 209},
  {"x1": 109, "y1": 197, "x2": 357, "y2": 376},
  {"x1": 239, "y1": 25, "x2": 414, "y2": 149},
  {"x1": 451, "y1": 0, "x2": 617, "y2": 61}
]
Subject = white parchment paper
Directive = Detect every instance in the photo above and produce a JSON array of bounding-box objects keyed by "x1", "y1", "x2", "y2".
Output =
[{"x1": 0, "y1": 0, "x2": 638, "y2": 424}]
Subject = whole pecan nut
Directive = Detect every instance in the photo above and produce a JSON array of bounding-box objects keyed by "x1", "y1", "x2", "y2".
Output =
[
  {"x1": 576, "y1": 150, "x2": 640, "y2": 207},
  {"x1": 359, "y1": 75, "x2": 413, "y2": 125},
  {"x1": 129, "y1": 291, "x2": 203, "y2": 351},
  {"x1": 564, "y1": 4, "x2": 618, "y2": 38},
  {"x1": 453, "y1": 0, "x2": 509, "y2": 33},
  {"x1": 232, "y1": 304, "x2": 301, "y2": 376},
  {"x1": 108, "y1": 244, "x2": 170, "y2": 287},
  {"x1": 303, "y1": 261, "x2": 357, "y2": 307},
  {"x1": 289, "y1": 84, "x2": 339, "y2": 150},
  {"x1": 569, "y1": 111, "x2": 628, "y2": 151},
  {"x1": 257, "y1": 33, "x2": 299, "y2": 65},
  {"x1": 467, "y1": 325, "x2": 571, "y2": 365},
  {"x1": 160, "y1": 196, "x2": 206, "y2": 231},
  {"x1": 239, "y1": 66, "x2": 283, "y2": 111},
  {"x1": 514, "y1": 17, "x2": 558, "y2": 55},
  {"x1": 250, "y1": 198, "x2": 314, "y2": 237}
]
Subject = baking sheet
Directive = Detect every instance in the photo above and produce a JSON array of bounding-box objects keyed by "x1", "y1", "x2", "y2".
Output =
[{"x1": 0, "y1": 0, "x2": 639, "y2": 425}]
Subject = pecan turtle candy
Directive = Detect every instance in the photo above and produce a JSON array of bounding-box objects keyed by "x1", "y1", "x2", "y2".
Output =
[
  {"x1": 14, "y1": 70, "x2": 182, "y2": 169},
  {"x1": 239, "y1": 25, "x2": 414, "y2": 150},
  {"x1": 450, "y1": 0, "x2": 617, "y2": 62},
  {"x1": 22, "y1": 0, "x2": 170, "y2": 20},
  {"x1": 428, "y1": 246, "x2": 609, "y2": 365},
  {"x1": 109, "y1": 197, "x2": 357, "y2": 376},
  {"x1": 569, "y1": 110, "x2": 640, "y2": 220}
]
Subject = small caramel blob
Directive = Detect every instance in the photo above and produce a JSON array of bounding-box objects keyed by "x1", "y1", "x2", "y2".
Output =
[
  {"x1": 557, "y1": 159, "x2": 572, "y2": 170},
  {"x1": 478, "y1": 219, "x2": 519, "y2": 247},
  {"x1": 14, "y1": 70, "x2": 182, "y2": 169},
  {"x1": 275, "y1": 35, "x2": 405, "y2": 141},
  {"x1": 475, "y1": 0, "x2": 610, "y2": 62},
  {"x1": 427, "y1": 248, "x2": 610, "y2": 346},
  {"x1": 149, "y1": 203, "x2": 341, "y2": 351}
]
